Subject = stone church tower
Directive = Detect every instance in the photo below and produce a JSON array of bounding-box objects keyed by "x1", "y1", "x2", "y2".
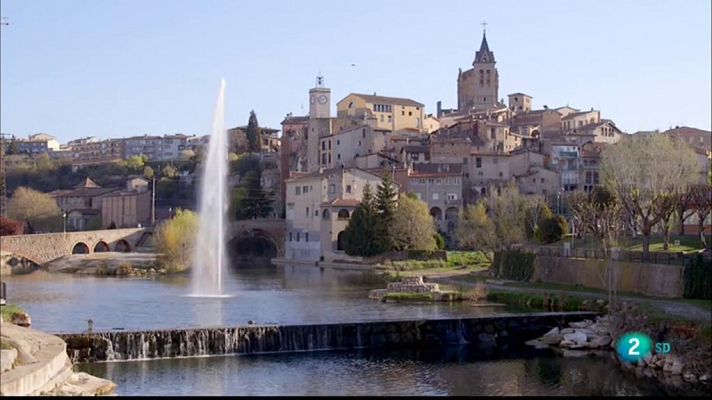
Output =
[
  {"x1": 306, "y1": 75, "x2": 332, "y2": 173},
  {"x1": 457, "y1": 30, "x2": 499, "y2": 112}
]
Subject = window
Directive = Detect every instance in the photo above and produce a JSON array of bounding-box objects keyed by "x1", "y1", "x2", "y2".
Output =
[
  {"x1": 346, "y1": 185, "x2": 352, "y2": 193},
  {"x1": 314, "y1": 210, "x2": 319, "y2": 216},
  {"x1": 419, "y1": 179, "x2": 426, "y2": 184},
  {"x1": 289, "y1": 232, "x2": 293, "y2": 242},
  {"x1": 432, "y1": 193, "x2": 439, "y2": 200},
  {"x1": 306, "y1": 207, "x2": 310, "y2": 217},
  {"x1": 328, "y1": 140, "x2": 331, "y2": 150},
  {"x1": 303, "y1": 185, "x2": 308, "y2": 193},
  {"x1": 337, "y1": 154, "x2": 341, "y2": 160},
  {"x1": 540, "y1": 178, "x2": 545, "y2": 183},
  {"x1": 499, "y1": 172, "x2": 503, "y2": 177},
  {"x1": 476, "y1": 157, "x2": 482, "y2": 168},
  {"x1": 436, "y1": 179, "x2": 442, "y2": 184},
  {"x1": 305, "y1": 233, "x2": 309, "y2": 242},
  {"x1": 322, "y1": 142, "x2": 326, "y2": 150},
  {"x1": 295, "y1": 187, "x2": 301, "y2": 195},
  {"x1": 362, "y1": 128, "x2": 366, "y2": 138},
  {"x1": 402, "y1": 111, "x2": 405, "y2": 116},
  {"x1": 478, "y1": 171, "x2": 484, "y2": 176},
  {"x1": 297, "y1": 232, "x2": 300, "y2": 242},
  {"x1": 408, "y1": 111, "x2": 412, "y2": 116},
  {"x1": 338, "y1": 209, "x2": 350, "y2": 219},
  {"x1": 491, "y1": 128, "x2": 496, "y2": 139},
  {"x1": 532, "y1": 178, "x2": 536, "y2": 183},
  {"x1": 447, "y1": 193, "x2": 457, "y2": 201}
]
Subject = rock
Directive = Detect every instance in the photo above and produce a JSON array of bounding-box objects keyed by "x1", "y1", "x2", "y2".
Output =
[
  {"x1": 568, "y1": 320, "x2": 593, "y2": 329},
  {"x1": 563, "y1": 349, "x2": 591, "y2": 358},
  {"x1": 149, "y1": 268, "x2": 156, "y2": 273},
  {"x1": 10, "y1": 312, "x2": 31, "y2": 328},
  {"x1": 574, "y1": 328, "x2": 598, "y2": 340},
  {"x1": 683, "y1": 373, "x2": 697, "y2": 382},
  {"x1": 563, "y1": 331, "x2": 588, "y2": 345},
  {"x1": 560, "y1": 328, "x2": 575, "y2": 335},
  {"x1": 543, "y1": 327, "x2": 560, "y2": 336},
  {"x1": 670, "y1": 359, "x2": 684, "y2": 375},
  {"x1": 541, "y1": 334, "x2": 564, "y2": 345},
  {"x1": 699, "y1": 374, "x2": 709, "y2": 382},
  {"x1": 525, "y1": 339, "x2": 549, "y2": 349},
  {"x1": 587, "y1": 335, "x2": 612, "y2": 348}
]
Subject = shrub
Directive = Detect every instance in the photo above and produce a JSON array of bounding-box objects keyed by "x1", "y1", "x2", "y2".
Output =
[
  {"x1": 535, "y1": 215, "x2": 568, "y2": 244},
  {"x1": 434, "y1": 232, "x2": 446, "y2": 250},
  {"x1": 684, "y1": 255, "x2": 712, "y2": 299},
  {"x1": 153, "y1": 209, "x2": 199, "y2": 272},
  {"x1": 464, "y1": 282, "x2": 489, "y2": 301},
  {"x1": 492, "y1": 250, "x2": 536, "y2": 281}
]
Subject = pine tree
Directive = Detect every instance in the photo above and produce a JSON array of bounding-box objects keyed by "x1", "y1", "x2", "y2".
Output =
[
  {"x1": 342, "y1": 183, "x2": 379, "y2": 256},
  {"x1": 374, "y1": 172, "x2": 398, "y2": 253},
  {"x1": 246, "y1": 111, "x2": 261, "y2": 153}
]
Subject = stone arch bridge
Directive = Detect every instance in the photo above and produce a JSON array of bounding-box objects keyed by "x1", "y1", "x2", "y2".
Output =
[
  {"x1": 0, "y1": 228, "x2": 148, "y2": 266},
  {"x1": 228, "y1": 219, "x2": 285, "y2": 257}
]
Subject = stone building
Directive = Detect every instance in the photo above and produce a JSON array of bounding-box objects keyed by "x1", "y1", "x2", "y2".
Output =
[
  {"x1": 457, "y1": 31, "x2": 501, "y2": 112},
  {"x1": 406, "y1": 163, "x2": 463, "y2": 240},
  {"x1": 284, "y1": 167, "x2": 387, "y2": 261}
]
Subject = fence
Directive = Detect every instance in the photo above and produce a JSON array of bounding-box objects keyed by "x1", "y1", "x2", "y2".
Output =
[{"x1": 528, "y1": 245, "x2": 693, "y2": 266}]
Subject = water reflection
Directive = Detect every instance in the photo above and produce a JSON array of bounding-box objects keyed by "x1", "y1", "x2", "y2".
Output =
[
  {"x1": 5, "y1": 263, "x2": 515, "y2": 333},
  {"x1": 77, "y1": 345, "x2": 688, "y2": 396}
]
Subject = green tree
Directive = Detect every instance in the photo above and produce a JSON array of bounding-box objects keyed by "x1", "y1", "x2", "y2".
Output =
[
  {"x1": 375, "y1": 172, "x2": 398, "y2": 252},
  {"x1": 524, "y1": 195, "x2": 552, "y2": 240},
  {"x1": 342, "y1": 183, "x2": 380, "y2": 256},
  {"x1": 390, "y1": 194, "x2": 437, "y2": 251},
  {"x1": 231, "y1": 169, "x2": 273, "y2": 219},
  {"x1": 154, "y1": 209, "x2": 199, "y2": 272},
  {"x1": 8, "y1": 187, "x2": 62, "y2": 232},
  {"x1": 456, "y1": 201, "x2": 497, "y2": 261},
  {"x1": 8, "y1": 135, "x2": 19, "y2": 155},
  {"x1": 535, "y1": 215, "x2": 569, "y2": 244},
  {"x1": 126, "y1": 155, "x2": 147, "y2": 173},
  {"x1": 161, "y1": 164, "x2": 178, "y2": 178},
  {"x1": 143, "y1": 165, "x2": 155, "y2": 180},
  {"x1": 246, "y1": 110, "x2": 261, "y2": 153}
]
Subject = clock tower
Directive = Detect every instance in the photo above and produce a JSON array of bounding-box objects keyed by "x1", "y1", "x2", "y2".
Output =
[
  {"x1": 309, "y1": 75, "x2": 331, "y2": 119},
  {"x1": 306, "y1": 74, "x2": 333, "y2": 172}
]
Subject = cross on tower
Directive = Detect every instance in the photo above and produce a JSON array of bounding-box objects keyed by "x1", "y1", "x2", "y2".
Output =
[{"x1": 481, "y1": 21, "x2": 487, "y2": 34}]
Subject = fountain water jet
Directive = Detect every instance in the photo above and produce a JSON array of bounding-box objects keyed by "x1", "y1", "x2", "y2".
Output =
[{"x1": 191, "y1": 79, "x2": 230, "y2": 297}]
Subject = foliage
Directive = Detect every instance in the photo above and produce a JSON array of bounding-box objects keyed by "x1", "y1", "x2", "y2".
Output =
[
  {"x1": 180, "y1": 149, "x2": 196, "y2": 161},
  {"x1": 8, "y1": 187, "x2": 62, "y2": 232},
  {"x1": 486, "y1": 292, "x2": 608, "y2": 312},
  {"x1": 433, "y1": 232, "x2": 446, "y2": 250},
  {"x1": 601, "y1": 134, "x2": 699, "y2": 258},
  {"x1": 535, "y1": 215, "x2": 568, "y2": 244},
  {"x1": 375, "y1": 173, "x2": 398, "y2": 253},
  {"x1": 230, "y1": 169, "x2": 273, "y2": 219},
  {"x1": 463, "y1": 282, "x2": 489, "y2": 301},
  {"x1": 492, "y1": 250, "x2": 536, "y2": 281},
  {"x1": 684, "y1": 255, "x2": 712, "y2": 299},
  {"x1": 161, "y1": 164, "x2": 179, "y2": 178},
  {"x1": 456, "y1": 202, "x2": 496, "y2": 261},
  {"x1": 246, "y1": 110, "x2": 261, "y2": 153},
  {"x1": 390, "y1": 194, "x2": 437, "y2": 251},
  {"x1": 126, "y1": 155, "x2": 147, "y2": 173},
  {"x1": 0, "y1": 304, "x2": 25, "y2": 323},
  {"x1": 153, "y1": 209, "x2": 199, "y2": 272},
  {"x1": 446, "y1": 251, "x2": 491, "y2": 268},
  {"x1": 342, "y1": 183, "x2": 380, "y2": 257},
  {"x1": 0, "y1": 216, "x2": 24, "y2": 236},
  {"x1": 524, "y1": 195, "x2": 552, "y2": 239},
  {"x1": 229, "y1": 153, "x2": 260, "y2": 175},
  {"x1": 143, "y1": 165, "x2": 155, "y2": 180},
  {"x1": 383, "y1": 293, "x2": 434, "y2": 302}
]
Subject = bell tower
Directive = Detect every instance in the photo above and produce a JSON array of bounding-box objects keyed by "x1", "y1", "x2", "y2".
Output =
[
  {"x1": 309, "y1": 74, "x2": 331, "y2": 119},
  {"x1": 307, "y1": 74, "x2": 333, "y2": 172}
]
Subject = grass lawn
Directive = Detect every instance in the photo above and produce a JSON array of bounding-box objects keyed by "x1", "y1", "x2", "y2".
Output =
[
  {"x1": 0, "y1": 304, "x2": 25, "y2": 322},
  {"x1": 544, "y1": 234, "x2": 709, "y2": 254}
]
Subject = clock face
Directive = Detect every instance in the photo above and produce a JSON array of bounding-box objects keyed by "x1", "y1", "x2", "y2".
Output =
[
  {"x1": 318, "y1": 95, "x2": 328, "y2": 104},
  {"x1": 310, "y1": 95, "x2": 316, "y2": 104}
]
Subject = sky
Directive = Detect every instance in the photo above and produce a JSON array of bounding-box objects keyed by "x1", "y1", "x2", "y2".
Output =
[{"x1": 1, "y1": 0, "x2": 710, "y2": 144}]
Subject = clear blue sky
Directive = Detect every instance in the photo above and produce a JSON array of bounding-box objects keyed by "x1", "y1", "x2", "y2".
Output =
[{"x1": 1, "y1": 0, "x2": 710, "y2": 143}]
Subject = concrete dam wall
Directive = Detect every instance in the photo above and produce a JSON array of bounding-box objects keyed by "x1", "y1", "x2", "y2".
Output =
[{"x1": 57, "y1": 312, "x2": 599, "y2": 363}]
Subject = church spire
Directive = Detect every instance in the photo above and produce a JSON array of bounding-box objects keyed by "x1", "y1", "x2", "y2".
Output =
[{"x1": 473, "y1": 26, "x2": 495, "y2": 65}]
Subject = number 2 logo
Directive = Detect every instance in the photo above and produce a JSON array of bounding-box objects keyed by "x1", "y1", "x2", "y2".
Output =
[{"x1": 628, "y1": 338, "x2": 640, "y2": 356}]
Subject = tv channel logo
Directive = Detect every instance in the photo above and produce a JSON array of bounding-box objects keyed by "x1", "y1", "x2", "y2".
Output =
[{"x1": 616, "y1": 332, "x2": 671, "y2": 363}]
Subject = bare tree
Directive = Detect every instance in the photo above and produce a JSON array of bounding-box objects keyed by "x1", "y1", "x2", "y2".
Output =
[
  {"x1": 652, "y1": 192, "x2": 677, "y2": 251},
  {"x1": 601, "y1": 134, "x2": 699, "y2": 260},
  {"x1": 689, "y1": 184, "x2": 712, "y2": 248},
  {"x1": 676, "y1": 186, "x2": 696, "y2": 235}
]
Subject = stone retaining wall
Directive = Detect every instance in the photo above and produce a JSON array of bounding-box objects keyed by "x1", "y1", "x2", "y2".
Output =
[{"x1": 533, "y1": 256, "x2": 685, "y2": 298}]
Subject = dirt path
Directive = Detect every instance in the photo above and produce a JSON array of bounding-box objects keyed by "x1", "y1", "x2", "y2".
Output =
[{"x1": 430, "y1": 276, "x2": 712, "y2": 323}]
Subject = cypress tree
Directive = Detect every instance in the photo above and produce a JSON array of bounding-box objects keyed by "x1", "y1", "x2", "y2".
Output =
[
  {"x1": 342, "y1": 183, "x2": 379, "y2": 256},
  {"x1": 246, "y1": 111, "x2": 261, "y2": 153},
  {"x1": 375, "y1": 172, "x2": 398, "y2": 253}
]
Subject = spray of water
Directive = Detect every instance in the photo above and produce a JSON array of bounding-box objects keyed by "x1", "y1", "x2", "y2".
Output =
[{"x1": 191, "y1": 79, "x2": 228, "y2": 296}]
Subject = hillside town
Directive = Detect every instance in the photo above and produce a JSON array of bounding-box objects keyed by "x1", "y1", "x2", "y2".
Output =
[{"x1": 3, "y1": 31, "x2": 708, "y2": 261}]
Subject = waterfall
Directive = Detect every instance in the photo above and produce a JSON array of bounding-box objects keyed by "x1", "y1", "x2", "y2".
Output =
[{"x1": 191, "y1": 79, "x2": 228, "y2": 296}]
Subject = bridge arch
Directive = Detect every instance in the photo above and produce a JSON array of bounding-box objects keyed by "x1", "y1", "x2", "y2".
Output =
[
  {"x1": 71, "y1": 242, "x2": 90, "y2": 254},
  {"x1": 228, "y1": 229, "x2": 280, "y2": 259},
  {"x1": 94, "y1": 241, "x2": 110, "y2": 252},
  {"x1": 114, "y1": 239, "x2": 131, "y2": 252}
]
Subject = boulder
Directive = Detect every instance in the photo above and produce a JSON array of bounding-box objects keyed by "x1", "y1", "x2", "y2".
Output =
[
  {"x1": 699, "y1": 374, "x2": 708, "y2": 382},
  {"x1": 543, "y1": 327, "x2": 559, "y2": 336},
  {"x1": 560, "y1": 328, "x2": 575, "y2": 335},
  {"x1": 568, "y1": 320, "x2": 593, "y2": 329},
  {"x1": 683, "y1": 373, "x2": 697, "y2": 382},
  {"x1": 670, "y1": 359, "x2": 684, "y2": 375},
  {"x1": 10, "y1": 312, "x2": 31, "y2": 328},
  {"x1": 587, "y1": 335, "x2": 612, "y2": 348},
  {"x1": 563, "y1": 331, "x2": 588, "y2": 345},
  {"x1": 541, "y1": 334, "x2": 564, "y2": 345},
  {"x1": 574, "y1": 328, "x2": 598, "y2": 340}
]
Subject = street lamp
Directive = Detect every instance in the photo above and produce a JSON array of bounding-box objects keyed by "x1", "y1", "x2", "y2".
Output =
[
  {"x1": 168, "y1": 207, "x2": 173, "y2": 219},
  {"x1": 62, "y1": 212, "x2": 67, "y2": 233}
]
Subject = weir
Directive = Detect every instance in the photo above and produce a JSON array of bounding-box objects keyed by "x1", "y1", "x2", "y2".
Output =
[{"x1": 57, "y1": 312, "x2": 600, "y2": 363}]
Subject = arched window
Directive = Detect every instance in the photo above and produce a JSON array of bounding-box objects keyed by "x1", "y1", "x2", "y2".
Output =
[
  {"x1": 322, "y1": 209, "x2": 330, "y2": 220},
  {"x1": 72, "y1": 242, "x2": 90, "y2": 254},
  {"x1": 337, "y1": 209, "x2": 350, "y2": 220},
  {"x1": 430, "y1": 207, "x2": 443, "y2": 221},
  {"x1": 337, "y1": 231, "x2": 346, "y2": 251}
]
